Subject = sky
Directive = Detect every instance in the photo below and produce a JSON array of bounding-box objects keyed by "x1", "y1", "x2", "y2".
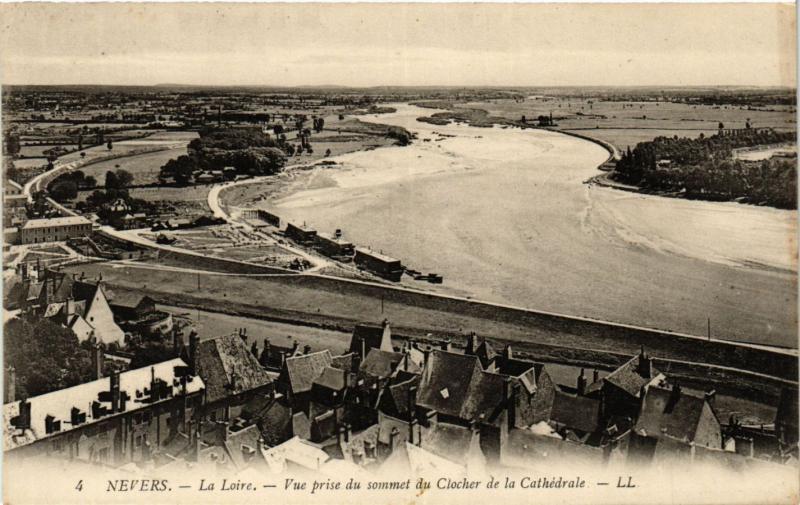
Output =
[{"x1": 0, "y1": 3, "x2": 795, "y2": 87}]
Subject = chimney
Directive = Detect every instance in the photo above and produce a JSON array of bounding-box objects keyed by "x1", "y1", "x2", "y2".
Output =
[
  {"x1": 577, "y1": 368, "x2": 587, "y2": 396},
  {"x1": 440, "y1": 339, "x2": 450, "y2": 352},
  {"x1": 291, "y1": 340, "x2": 299, "y2": 355},
  {"x1": 423, "y1": 348, "x2": 430, "y2": 369},
  {"x1": 172, "y1": 328, "x2": 182, "y2": 356},
  {"x1": 92, "y1": 344, "x2": 104, "y2": 380},
  {"x1": 14, "y1": 398, "x2": 32, "y2": 431},
  {"x1": 389, "y1": 427, "x2": 400, "y2": 451},
  {"x1": 502, "y1": 344, "x2": 513, "y2": 361},
  {"x1": 65, "y1": 297, "x2": 75, "y2": 318},
  {"x1": 303, "y1": 344, "x2": 312, "y2": 355},
  {"x1": 251, "y1": 341, "x2": 259, "y2": 358},
  {"x1": 259, "y1": 338, "x2": 271, "y2": 367},
  {"x1": 188, "y1": 330, "x2": 199, "y2": 374},
  {"x1": 593, "y1": 369, "x2": 600, "y2": 383},
  {"x1": 110, "y1": 370, "x2": 121, "y2": 413},
  {"x1": 5, "y1": 367, "x2": 16, "y2": 404},
  {"x1": 705, "y1": 389, "x2": 716, "y2": 408},
  {"x1": 280, "y1": 351, "x2": 287, "y2": 369},
  {"x1": 638, "y1": 346, "x2": 652, "y2": 379},
  {"x1": 361, "y1": 337, "x2": 367, "y2": 360},
  {"x1": 466, "y1": 332, "x2": 476, "y2": 355}
]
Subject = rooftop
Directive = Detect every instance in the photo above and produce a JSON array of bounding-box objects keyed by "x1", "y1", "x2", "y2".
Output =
[
  {"x1": 21, "y1": 216, "x2": 92, "y2": 230},
  {"x1": 4, "y1": 358, "x2": 203, "y2": 452}
]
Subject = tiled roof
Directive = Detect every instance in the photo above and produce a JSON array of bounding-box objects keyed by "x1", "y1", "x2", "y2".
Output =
[
  {"x1": 223, "y1": 424, "x2": 263, "y2": 470},
  {"x1": 420, "y1": 422, "x2": 474, "y2": 464},
  {"x1": 359, "y1": 349, "x2": 405, "y2": 379},
  {"x1": 417, "y1": 350, "x2": 505, "y2": 422},
  {"x1": 634, "y1": 386, "x2": 714, "y2": 444},
  {"x1": 21, "y1": 216, "x2": 91, "y2": 229},
  {"x1": 349, "y1": 322, "x2": 393, "y2": 355},
  {"x1": 196, "y1": 334, "x2": 272, "y2": 404},
  {"x1": 312, "y1": 366, "x2": 347, "y2": 392},
  {"x1": 378, "y1": 372, "x2": 419, "y2": 417},
  {"x1": 549, "y1": 390, "x2": 602, "y2": 434},
  {"x1": 331, "y1": 352, "x2": 355, "y2": 372},
  {"x1": 283, "y1": 350, "x2": 333, "y2": 394},
  {"x1": 4, "y1": 358, "x2": 203, "y2": 452},
  {"x1": 604, "y1": 353, "x2": 662, "y2": 397}
]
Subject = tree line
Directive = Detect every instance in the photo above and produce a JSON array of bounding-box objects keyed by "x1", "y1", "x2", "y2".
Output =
[{"x1": 613, "y1": 129, "x2": 797, "y2": 209}]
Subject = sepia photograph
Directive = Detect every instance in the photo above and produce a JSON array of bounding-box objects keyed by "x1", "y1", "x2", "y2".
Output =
[{"x1": 0, "y1": 2, "x2": 797, "y2": 504}]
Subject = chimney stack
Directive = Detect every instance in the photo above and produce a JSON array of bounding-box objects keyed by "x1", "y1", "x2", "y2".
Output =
[
  {"x1": 172, "y1": 327, "x2": 182, "y2": 356},
  {"x1": 502, "y1": 344, "x2": 513, "y2": 361},
  {"x1": 259, "y1": 338, "x2": 271, "y2": 367},
  {"x1": 593, "y1": 369, "x2": 600, "y2": 383},
  {"x1": 423, "y1": 348, "x2": 430, "y2": 369},
  {"x1": 577, "y1": 368, "x2": 587, "y2": 396},
  {"x1": 188, "y1": 330, "x2": 199, "y2": 374},
  {"x1": 466, "y1": 332, "x2": 476, "y2": 355},
  {"x1": 638, "y1": 346, "x2": 652, "y2": 379},
  {"x1": 110, "y1": 370, "x2": 121, "y2": 413},
  {"x1": 303, "y1": 344, "x2": 312, "y2": 355},
  {"x1": 389, "y1": 427, "x2": 400, "y2": 452},
  {"x1": 92, "y1": 344, "x2": 104, "y2": 380}
]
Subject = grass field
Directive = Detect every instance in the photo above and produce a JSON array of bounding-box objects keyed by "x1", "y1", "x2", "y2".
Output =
[
  {"x1": 78, "y1": 147, "x2": 187, "y2": 186},
  {"x1": 432, "y1": 97, "x2": 796, "y2": 150}
]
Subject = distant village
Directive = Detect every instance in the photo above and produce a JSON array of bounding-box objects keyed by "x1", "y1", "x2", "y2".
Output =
[{"x1": 3, "y1": 265, "x2": 798, "y2": 476}]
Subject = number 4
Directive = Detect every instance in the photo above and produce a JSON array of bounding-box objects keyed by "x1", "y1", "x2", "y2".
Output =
[{"x1": 75, "y1": 480, "x2": 83, "y2": 492}]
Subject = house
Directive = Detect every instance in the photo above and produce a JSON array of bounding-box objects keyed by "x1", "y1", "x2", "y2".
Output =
[
  {"x1": 17, "y1": 216, "x2": 93, "y2": 245},
  {"x1": 193, "y1": 332, "x2": 274, "y2": 423},
  {"x1": 276, "y1": 349, "x2": 333, "y2": 410},
  {"x1": 257, "y1": 337, "x2": 303, "y2": 372},
  {"x1": 348, "y1": 320, "x2": 394, "y2": 360},
  {"x1": 40, "y1": 278, "x2": 125, "y2": 346},
  {"x1": 586, "y1": 347, "x2": 666, "y2": 428},
  {"x1": 416, "y1": 350, "x2": 508, "y2": 427},
  {"x1": 4, "y1": 358, "x2": 204, "y2": 466},
  {"x1": 109, "y1": 292, "x2": 173, "y2": 336},
  {"x1": 629, "y1": 384, "x2": 722, "y2": 464}
]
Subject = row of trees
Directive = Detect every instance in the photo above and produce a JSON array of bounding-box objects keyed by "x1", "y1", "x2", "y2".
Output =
[
  {"x1": 49, "y1": 170, "x2": 97, "y2": 202},
  {"x1": 160, "y1": 127, "x2": 287, "y2": 185},
  {"x1": 613, "y1": 129, "x2": 796, "y2": 208}
]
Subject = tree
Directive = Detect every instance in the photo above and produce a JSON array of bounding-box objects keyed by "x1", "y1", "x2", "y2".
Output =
[
  {"x1": 4, "y1": 133, "x2": 21, "y2": 156},
  {"x1": 105, "y1": 171, "x2": 119, "y2": 190},
  {"x1": 4, "y1": 317, "x2": 93, "y2": 398},
  {"x1": 50, "y1": 180, "x2": 78, "y2": 201},
  {"x1": 115, "y1": 169, "x2": 133, "y2": 189}
]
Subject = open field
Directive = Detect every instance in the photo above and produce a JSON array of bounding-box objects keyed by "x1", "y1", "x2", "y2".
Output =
[
  {"x1": 426, "y1": 97, "x2": 796, "y2": 150},
  {"x1": 77, "y1": 147, "x2": 189, "y2": 186}
]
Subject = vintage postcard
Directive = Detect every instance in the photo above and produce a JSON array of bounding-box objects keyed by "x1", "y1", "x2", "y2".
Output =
[{"x1": 0, "y1": 2, "x2": 797, "y2": 504}]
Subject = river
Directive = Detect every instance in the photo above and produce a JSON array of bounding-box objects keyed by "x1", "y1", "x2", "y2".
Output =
[{"x1": 263, "y1": 104, "x2": 797, "y2": 348}]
